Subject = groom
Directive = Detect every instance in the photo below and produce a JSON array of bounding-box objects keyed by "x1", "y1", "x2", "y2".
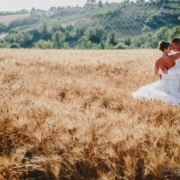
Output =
[
  {"x1": 171, "y1": 37, "x2": 180, "y2": 53},
  {"x1": 162, "y1": 37, "x2": 180, "y2": 75}
]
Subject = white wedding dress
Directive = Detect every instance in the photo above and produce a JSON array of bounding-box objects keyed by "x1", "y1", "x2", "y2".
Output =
[{"x1": 132, "y1": 59, "x2": 180, "y2": 106}]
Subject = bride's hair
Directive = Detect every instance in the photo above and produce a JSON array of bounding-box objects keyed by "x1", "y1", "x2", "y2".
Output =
[{"x1": 158, "y1": 40, "x2": 170, "y2": 51}]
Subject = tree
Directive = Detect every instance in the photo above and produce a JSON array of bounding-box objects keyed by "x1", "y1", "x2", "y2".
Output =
[
  {"x1": 87, "y1": 0, "x2": 96, "y2": 4},
  {"x1": 49, "y1": 7, "x2": 56, "y2": 12},
  {"x1": 170, "y1": 26, "x2": 180, "y2": 39},
  {"x1": 5, "y1": 31, "x2": 33, "y2": 48},
  {"x1": 84, "y1": 26, "x2": 104, "y2": 44},
  {"x1": 51, "y1": 31, "x2": 69, "y2": 49},
  {"x1": 98, "y1": 0, "x2": 103, "y2": 7},
  {"x1": 10, "y1": 43, "x2": 20, "y2": 49},
  {"x1": 30, "y1": 7, "x2": 36, "y2": 14},
  {"x1": 48, "y1": 20, "x2": 64, "y2": 34},
  {"x1": 77, "y1": 26, "x2": 105, "y2": 49},
  {"x1": 75, "y1": 26, "x2": 86, "y2": 39},
  {"x1": 38, "y1": 21, "x2": 51, "y2": 41},
  {"x1": 35, "y1": 40, "x2": 53, "y2": 49},
  {"x1": 0, "y1": 42, "x2": 9, "y2": 48},
  {"x1": 145, "y1": 15, "x2": 166, "y2": 29},
  {"x1": 124, "y1": 37, "x2": 131, "y2": 46},
  {"x1": 178, "y1": 16, "x2": 180, "y2": 22},
  {"x1": 137, "y1": 0, "x2": 145, "y2": 2},
  {"x1": 114, "y1": 42, "x2": 128, "y2": 49},
  {"x1": 107, "y1": 32, "x2": 118, "y2": 46},
  {"x1": 21, "y1": 32, "x2": 33, "y2": 47},
  {"x1": 142, "y1": 25, "x2": 152, "y2": 33},
  {"x1": 0, "y1": 23, "x2": 6, "y2": 33},
  {"x1": 153, "y1": 27, "x2": 170, "y2": 41}
]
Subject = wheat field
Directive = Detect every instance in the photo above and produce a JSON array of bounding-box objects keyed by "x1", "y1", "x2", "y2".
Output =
[
  {"x1": 0, "y1": 14, "x2": 30, "y2": 25},
  {"x1": 0, "y1": 49, "x2": 180, "y2": 180}
]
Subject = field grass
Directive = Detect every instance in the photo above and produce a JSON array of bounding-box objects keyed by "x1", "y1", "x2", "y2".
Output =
[
  {"x1": 0, "y1": 49, "x2": 180, "y2": 180},
  {"x1": 0, "y1": 14, "x2": 30, "y2": 25}
]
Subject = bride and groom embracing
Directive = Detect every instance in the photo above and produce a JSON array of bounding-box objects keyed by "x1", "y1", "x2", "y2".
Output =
[{"x1": 132, "y1": 37, "x2": 180, "y2": 106}]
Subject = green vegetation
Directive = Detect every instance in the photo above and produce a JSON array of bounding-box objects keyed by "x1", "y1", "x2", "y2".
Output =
[
  {"x1": 10, "y1": 42, "x2": 21, "y2": 48},
  {"x1": 0, "y1": 0, "x2": 180, "y2": 49}
]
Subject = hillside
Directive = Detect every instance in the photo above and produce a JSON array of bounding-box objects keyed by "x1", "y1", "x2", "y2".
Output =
[
  {"x1": 0, "y1": 1, "x2": 179, "y2": 49},
  {"x1": 44, "y1": 1, "x2": 180, "y2": 37},
  {"x1": 76, "y1": 3, "x2": 158, "y2": 36},
  {"x1": 75, "y1": 1, "x2": 180, "y2": 37},
  {"x1": 0, "y1": 14, "x2": 30, "y2": 25},
  {"x1": 1, "y1": 1, "x2": 180, "y2": 37}
]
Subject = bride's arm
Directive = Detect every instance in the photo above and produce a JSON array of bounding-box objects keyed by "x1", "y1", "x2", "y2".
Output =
[{"x1": 154, "y1": 60, "x2": 161, "y2": 78}]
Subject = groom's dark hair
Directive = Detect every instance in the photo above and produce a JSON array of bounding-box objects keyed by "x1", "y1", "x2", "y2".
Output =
[{"x1": 171, "y1": 37, "x2": 180, "y2": 44}]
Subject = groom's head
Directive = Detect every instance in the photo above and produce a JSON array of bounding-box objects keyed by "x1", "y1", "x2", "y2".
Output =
[{"x1": 171, "y1": 37, "x2": 180, "y2": 52}]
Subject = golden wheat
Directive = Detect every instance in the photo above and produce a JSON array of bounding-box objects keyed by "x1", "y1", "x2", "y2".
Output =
[
  {"x1": 0, "y1": 49, "x2": 179, "y2": 180},
  {"x1": 0, "y1": 14, "x2": 30, "y2": 25}
]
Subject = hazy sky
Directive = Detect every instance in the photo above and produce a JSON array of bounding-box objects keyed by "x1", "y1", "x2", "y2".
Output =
[{"x1": 0, "y1": 0, "x2": 127, "y2": 11}]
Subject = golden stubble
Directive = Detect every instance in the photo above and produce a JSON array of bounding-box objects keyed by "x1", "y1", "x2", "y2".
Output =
[
  {"x1": 0, "y1": 14, "x2": 30, "y2": 26},
  {"x1": 0, "y1": 49, "x2": 179, "y2": 179}
]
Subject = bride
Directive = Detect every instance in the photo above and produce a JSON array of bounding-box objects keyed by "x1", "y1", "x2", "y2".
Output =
[{"x1": 132, "y1": 39, "x2": 180, "y2": 106}]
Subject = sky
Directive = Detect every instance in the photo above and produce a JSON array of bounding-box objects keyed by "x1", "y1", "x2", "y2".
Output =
[{"x1": 0, "y1": 0, "x2": 128, "y2": 12}]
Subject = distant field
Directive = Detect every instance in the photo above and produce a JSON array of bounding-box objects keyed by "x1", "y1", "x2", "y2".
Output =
[
  {"x1": 0, "y1": 14, "x2": 30, "y2": 25},
  {"x1": 0, "y1": 49, "x2": 180, "y2": 179},
  {"x1": 0, "y1": 33, "x2": 7, "y2": 39}
]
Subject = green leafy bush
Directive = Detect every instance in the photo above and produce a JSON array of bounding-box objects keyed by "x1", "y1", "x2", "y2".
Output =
[
  {"x1": 35, "y1": 40, "x2": 53, "y2": 49},
  {"x1": 10, "y1": 43, "x2": 20, "y2": 48}
]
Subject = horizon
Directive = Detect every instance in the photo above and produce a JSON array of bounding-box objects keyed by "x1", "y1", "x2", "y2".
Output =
[{"x1": 0, "y1": 0, "x2": 134, "y2": 12}]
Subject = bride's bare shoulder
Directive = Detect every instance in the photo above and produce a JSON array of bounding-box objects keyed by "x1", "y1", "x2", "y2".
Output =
[{"x1": 155, "y1": 56, "x2": 163, "y2": 63}]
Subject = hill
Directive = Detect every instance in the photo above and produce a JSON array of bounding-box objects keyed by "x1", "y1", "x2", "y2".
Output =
[
  {"x1": 0, "y1": 14, "x2": 30, "y2": 25},
  {"x1": 0, "y1": 1, "x2": 180, "y2": 49},
  {"x1": 44, "y1": 1, "x2": 180, "y2": 37},
  {"x1": 1, "y1": 1, "x2": 180, "y2": 37},
  {"x1": 75, "y1": 1, "x2": 180, "y2": 37}
]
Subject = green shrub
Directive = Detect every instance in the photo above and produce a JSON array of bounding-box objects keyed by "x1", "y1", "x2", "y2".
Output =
[
  {"x1": 0, "y1": 43, "x2": 9, "y2": 48},
  {"x1": 114, "y1": 42, "x2": 128, "y2": 49},
  {"x1": 10, "y1": 43, "x2": 20, "y2": 49},
  {"x1": 35, "y1": 40, "x2": 53, "y2": 49}
]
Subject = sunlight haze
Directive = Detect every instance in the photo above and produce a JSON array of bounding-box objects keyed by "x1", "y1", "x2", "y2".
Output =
[{"x1": 0, "y1": 0, "x2": 127, "y2": 11}]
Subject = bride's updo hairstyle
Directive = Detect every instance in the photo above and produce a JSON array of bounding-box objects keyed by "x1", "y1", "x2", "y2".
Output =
[{"x1": 158, "y1": 40, "x2": 170, "y2": 52}]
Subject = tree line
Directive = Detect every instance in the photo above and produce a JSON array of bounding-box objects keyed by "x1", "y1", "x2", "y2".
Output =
[
  {"x1": 0, "y1": 0, "x2": 179, "y2": 49},
  {"x1": 0, "y1": 19, "x2": 179, "y2": 49}
]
